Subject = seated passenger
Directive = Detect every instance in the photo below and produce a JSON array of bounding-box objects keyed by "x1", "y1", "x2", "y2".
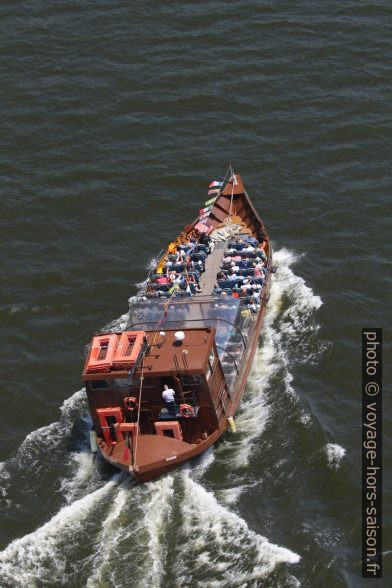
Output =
[
  {"x1": 252, "y1": 281, "x2": 263, "y2": 291},
  {"x1": 175, "y1": 249, "x2": 186, "y2": 262},
  {"x1": 241, "y1": 279, "x2": 253, "y2": 291},
  {"x1": 253, "y1": 262, "x2": 263, "y2": 278},
  {"x1": 248, "y1": 297, "x2": 260, "y2": 313},
  {"x1": 244, "y1": 236, "x2": 259, "y2": 247},
  {"x1": 243, "y1": 244, "x2": 256, "y2": 253},
  {"x1": 185, "y1": 255, "x2": 192, "y2": 271},
  {"x1": 167, "y1": 270, "x2": 177, "y2": 283},
  {"x1": 188, "y1": 275, "x2": 201, "y2": 293},
  {"x1": 194, "y1": 259, "x2": 205, "y2": 272},
  {"x1": 173, "y1": 274, "x2": 185, "y2": 286}
]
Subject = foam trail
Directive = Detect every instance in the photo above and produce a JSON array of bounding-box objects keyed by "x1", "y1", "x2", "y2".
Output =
[
  {"x1": 86, "y1": 484, "x2": 134, "y2": 588},
  {"x1": 176, "y1": 470, "x2": 300, "y2": 586},
  {"x1": 87, "y1": 475, "x2": 174, "y2": 588},
  {"x1": 218, "y1": 485, "x2": 246, "y2": 505},
  {"x1": 0, "y1": 388, "x2": 87, "y2": 487},
  {"x1": 272, "y1": 248, "x2": 323, "y2": 362},
  {"x1": 142, "y1": 475, "x2": 175, "y2": 586},
  {"x1": 0, "y1": 462, "x2": 10, "y2": 506},
  {"x1": 22, "y1": 388, "x2": 86, "y2": 458},
  {"x1": 0, "y1": 479, "x2": 118, "y2": 587},
  {"x1": 325, "y1": 443, "x2": 346, "y2": 469},
  {"x1": 189, "y1": 447, "x2": 215, "y2": 480},
  {"x1": 60, "y1": 451, "x2": 97, "y2": 504},
  {"x1": 102, "y1": 311, "x2": 130, "y2": 332},
  {"x1": 216, "y1": 248, "x2": 322, "y2": 471}
]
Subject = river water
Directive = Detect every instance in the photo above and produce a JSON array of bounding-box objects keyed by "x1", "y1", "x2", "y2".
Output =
[{"x1": 0, "y1": 1, "x2": 391, "y2": 587}]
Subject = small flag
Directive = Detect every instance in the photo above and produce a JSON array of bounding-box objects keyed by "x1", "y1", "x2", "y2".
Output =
[
  {"x1": 205, "y1": 196, "x2": 218, "y2": 207},
  {"x1": 207, "y1": 190, "x2": 220, "y2": 199},
  {"x1": 207, "y1": 179, "x2": 223, "y2": 198},
  {"x1": 195, "y1": 221, "x2": 212, "y2": 234},
  {"x1": 209, "y1": 180, "x2": 223, "y2": 189}
]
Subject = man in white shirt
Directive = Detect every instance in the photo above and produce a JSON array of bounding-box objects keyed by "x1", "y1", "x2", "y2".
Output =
[{"x1": 162, "y1": 384, "x2": 177, "y2": 416}]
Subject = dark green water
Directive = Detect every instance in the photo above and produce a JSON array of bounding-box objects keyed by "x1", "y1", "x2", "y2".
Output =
[{"x1": 0, "y1": 1, "x2": 391, "y2": 586}]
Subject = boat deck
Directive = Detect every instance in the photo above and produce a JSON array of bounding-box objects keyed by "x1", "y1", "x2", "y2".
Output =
[{"x1": 197, "y1": 242, "x2": 226, "y2": 296}]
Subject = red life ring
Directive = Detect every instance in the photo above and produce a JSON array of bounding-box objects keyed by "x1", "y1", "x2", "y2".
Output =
[
  {"x1": 123, "y1": 396, "x2": 138, "y2": 411},
  {"x1": 180, "y1": 403, "x2": 195, "y2": 418}
]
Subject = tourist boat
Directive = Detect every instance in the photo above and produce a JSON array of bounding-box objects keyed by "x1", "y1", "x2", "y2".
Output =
[{"x1": 82, "y1": 170, "x2": 273, "y2": 482}]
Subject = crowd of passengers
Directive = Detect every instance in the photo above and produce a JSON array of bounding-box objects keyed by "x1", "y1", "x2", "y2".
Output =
[
  {"x1": 213, "y1": 235, "x2": 268, "y2": 314},
  {"x1": 144, "y1": 233, "x2": 213, "y2": 299}
]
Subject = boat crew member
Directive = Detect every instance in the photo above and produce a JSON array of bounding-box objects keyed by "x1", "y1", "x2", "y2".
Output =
[{"x1": 162, "y1": 384, "x2": 177, "y2": 416}]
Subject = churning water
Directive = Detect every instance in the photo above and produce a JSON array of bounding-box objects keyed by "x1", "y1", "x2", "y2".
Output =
[{"x1": 1, "y1": 1, "x2": 391, "y2": 586}]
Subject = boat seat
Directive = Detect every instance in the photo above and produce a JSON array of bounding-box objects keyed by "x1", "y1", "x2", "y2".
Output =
[{"x1": 157, "y1": 406, "x2": 200, "y2": 421}]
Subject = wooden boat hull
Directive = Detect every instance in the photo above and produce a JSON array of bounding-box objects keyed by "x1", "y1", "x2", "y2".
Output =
[{"x1": 83, "y1": 171, "x2": 272, "y2": 482}]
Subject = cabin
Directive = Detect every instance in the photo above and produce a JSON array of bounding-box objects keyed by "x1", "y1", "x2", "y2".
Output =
[{"x1": 82, "y1": 326, "x2": 235, "y2": 469}]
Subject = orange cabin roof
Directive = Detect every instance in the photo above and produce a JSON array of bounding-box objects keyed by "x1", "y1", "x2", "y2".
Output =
[{"x1": 83, "y1": 328, "x2": 215, "y2": 380}]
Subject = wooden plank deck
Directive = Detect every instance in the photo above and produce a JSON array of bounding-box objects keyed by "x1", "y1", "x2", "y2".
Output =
[{"x1": 197, "y1": 242, "x2": 226, "y2": 296}]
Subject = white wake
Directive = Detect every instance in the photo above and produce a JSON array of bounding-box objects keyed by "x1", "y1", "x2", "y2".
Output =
[{"x1": 0, "y1": 247, "x2": 326, "y2": 587}]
